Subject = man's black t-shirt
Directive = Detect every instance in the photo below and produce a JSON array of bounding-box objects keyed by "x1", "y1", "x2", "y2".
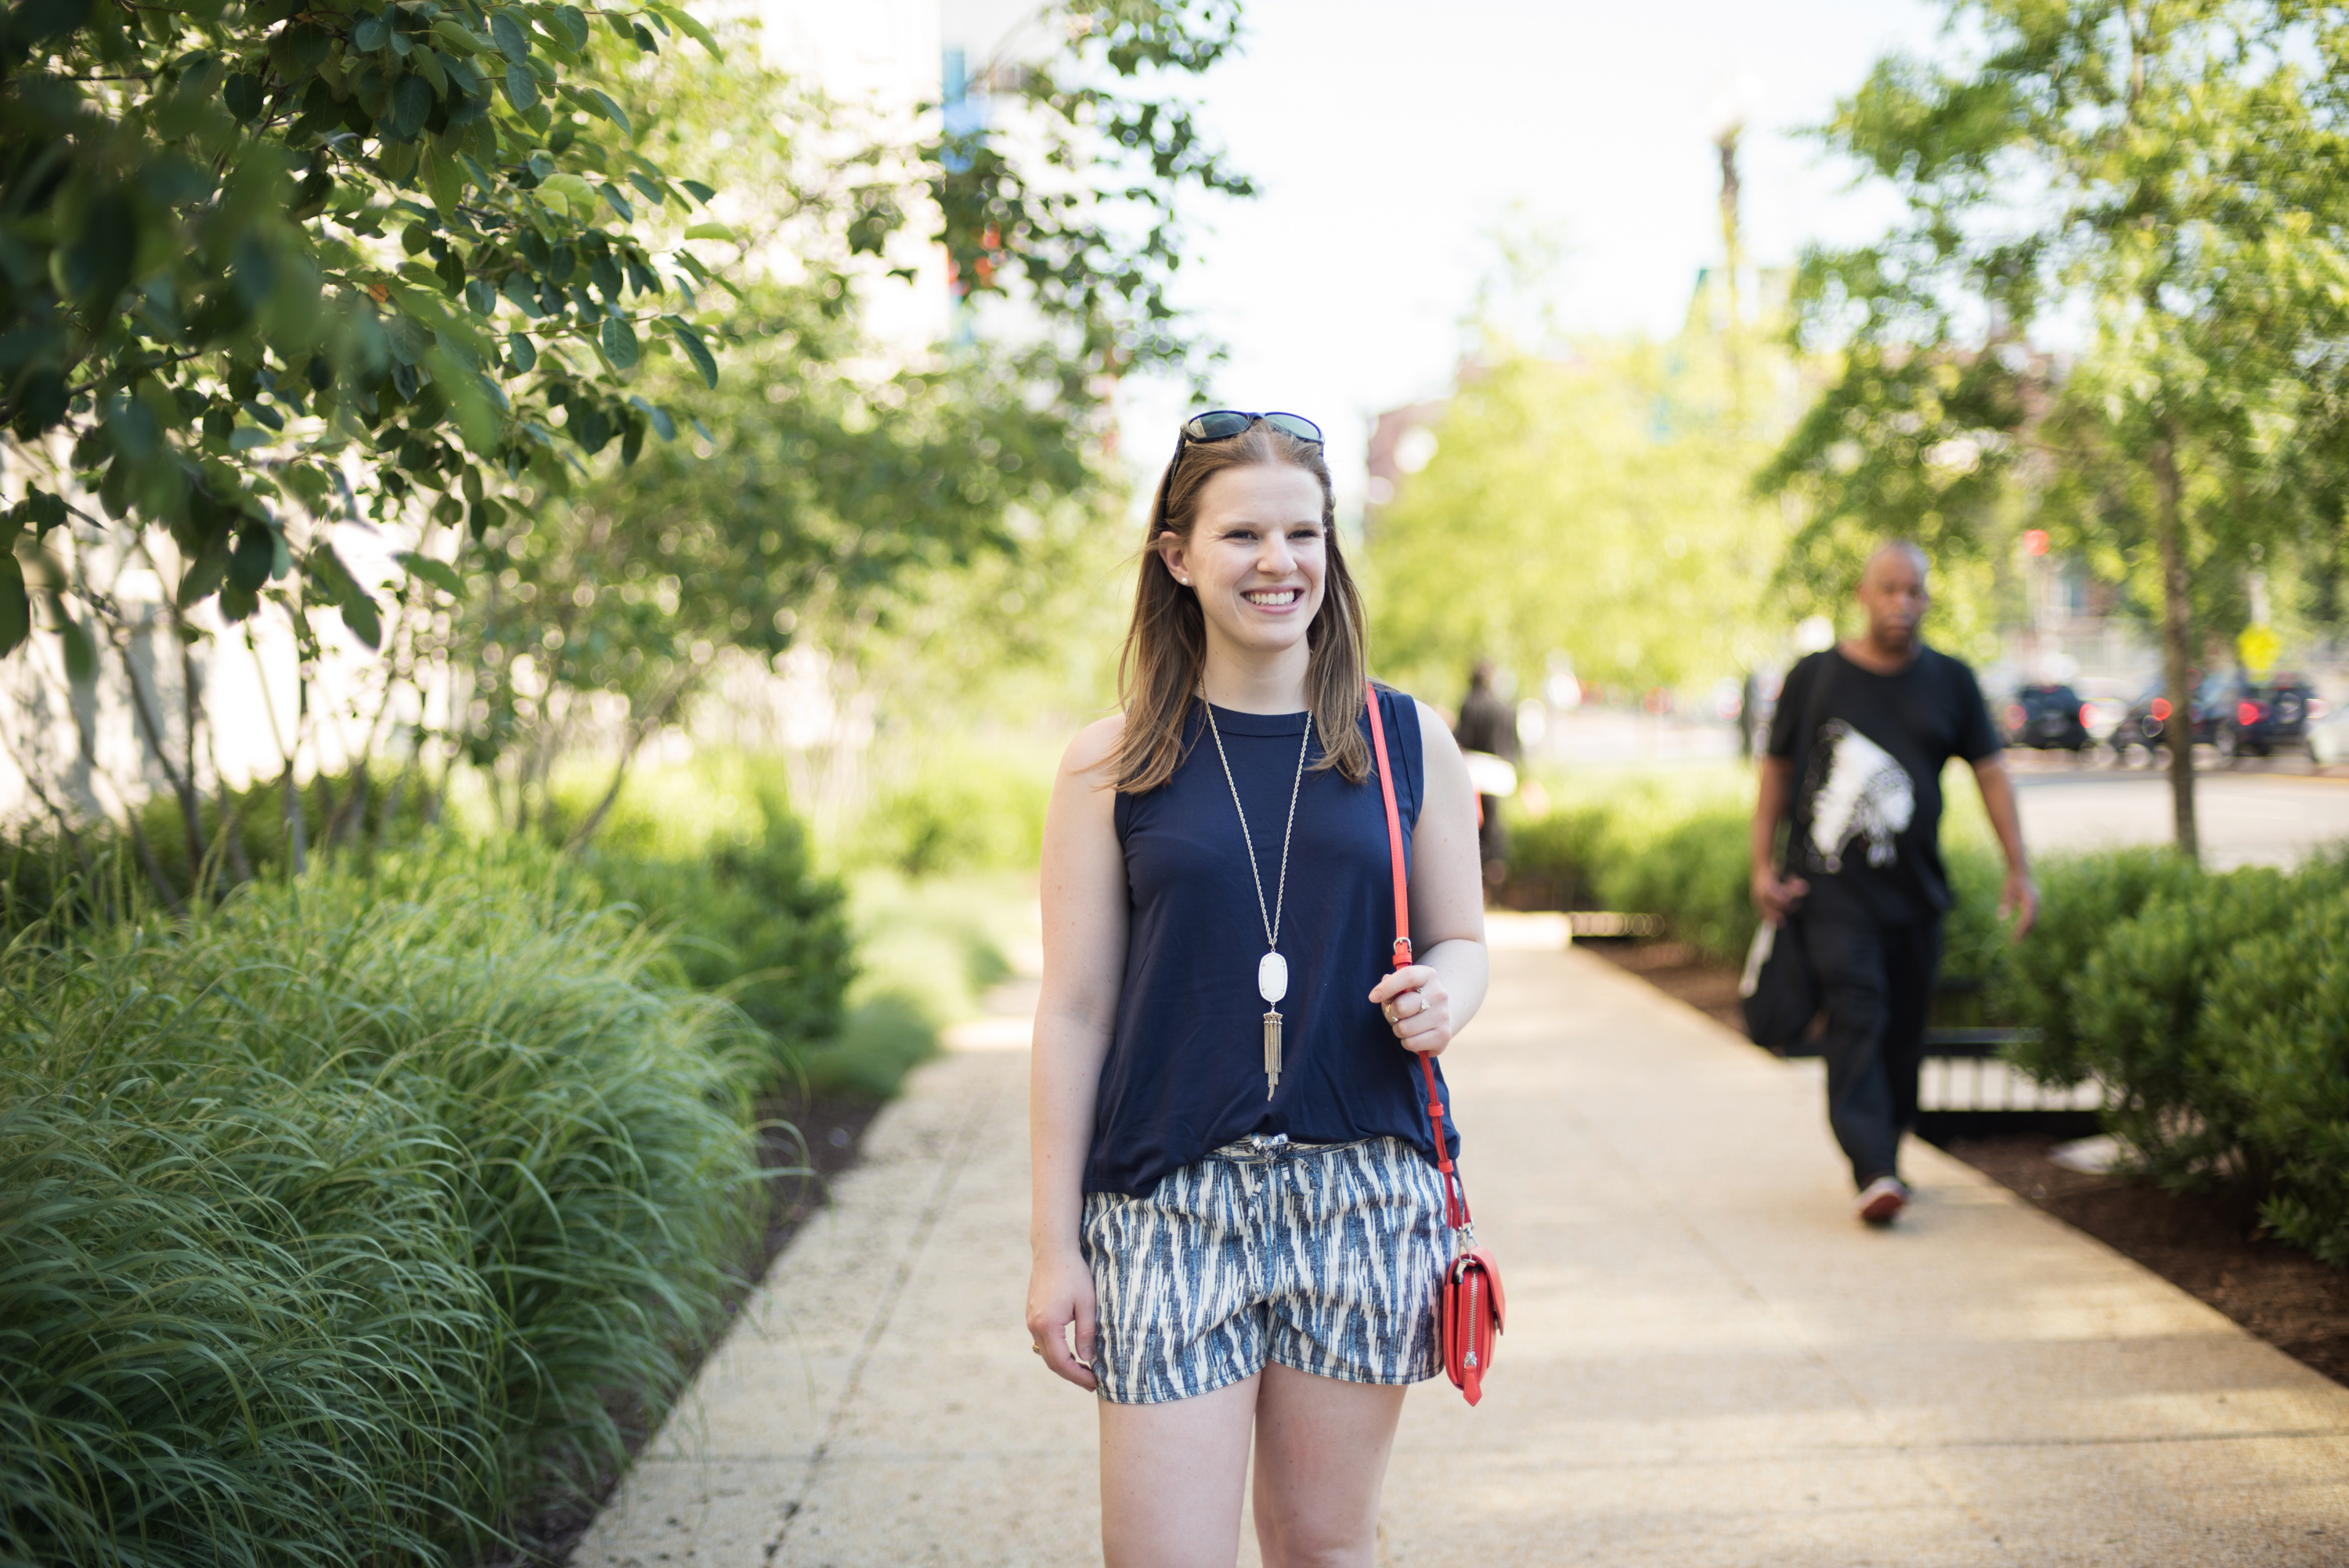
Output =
[{"x1": 1766, "y1": 645, "x2": 2001, "y2": 928}]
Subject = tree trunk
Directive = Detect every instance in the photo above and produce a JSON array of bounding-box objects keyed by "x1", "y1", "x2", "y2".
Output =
[
  {"x1": 111, "y1": 623, "x2": 203, "y2": 869},
  {"x1": 561, "y1": 676, "x2": 691, "y2": 855},
  {"x1": 2150, "y1": 422, "x2": 2199, "y2": 863}
]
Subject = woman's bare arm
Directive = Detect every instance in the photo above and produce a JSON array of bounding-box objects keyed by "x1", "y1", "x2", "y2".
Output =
[
  {"x1": 1368, "y1": 700, "x2": 1488, "y2": 1052},
  {"x1": 1027, "y1": 715, "x2": 1129, "y2": 1390}
]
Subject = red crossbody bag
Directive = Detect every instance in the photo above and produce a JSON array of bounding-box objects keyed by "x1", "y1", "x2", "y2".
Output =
[{"x1": 1365, "y1": 682, "x2": 1506, "y2": 1406}]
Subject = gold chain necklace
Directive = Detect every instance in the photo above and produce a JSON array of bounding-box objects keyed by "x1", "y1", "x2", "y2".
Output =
[{"x1": 1202, "y1": 696, "x2": 1312, "y2": 1099}]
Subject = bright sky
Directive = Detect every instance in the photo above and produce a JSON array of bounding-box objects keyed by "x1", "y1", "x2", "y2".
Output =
[
  {"x1": 763, "y1": 0, "x2": 1955, "y2": 506},
  {"x1": 1124, "y1": 0, "x2": 1951, "y2": 505}
]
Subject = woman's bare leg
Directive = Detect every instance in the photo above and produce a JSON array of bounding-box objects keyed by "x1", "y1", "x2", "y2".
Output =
[
  {"x1": 1250, "y1": 1366, "x2": 1407, "y2": 1568},
  {"x1": 1099, "y1": 1372, "x2": 1260, "y2": 1568}
]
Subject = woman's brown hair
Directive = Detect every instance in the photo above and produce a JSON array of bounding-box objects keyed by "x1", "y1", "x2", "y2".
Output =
[{"x1": 1110, "y1": 420, "x2": 1372, "y2": 794}]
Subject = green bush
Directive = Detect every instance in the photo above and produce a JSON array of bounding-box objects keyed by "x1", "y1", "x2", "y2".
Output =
[
  {"x1": 2203, "y1": 882, "x2": 2349, "y2": 1263},
  {"x1": 2001, "y1": 847, "x2": 2203, "y2": 1086},
  {"x1": 1600, "y1": 804, "x2": 1755, "y2": 966},
  {"x1": 559, "y1": 758, "x2": 853, "y2": 1076},
  {"x1": 1503, "y1": 804, "x2": 1615, "y2": 911},
  {"x1": 0, "y1": 852, "x2": 761, "y2": 1566},
  {"x1": 2067, "y1": 856, "x2": 2349, "y2": 1182},
  {"x1": 848, "y1": 754, "x2": 1052, "y2": 878}
]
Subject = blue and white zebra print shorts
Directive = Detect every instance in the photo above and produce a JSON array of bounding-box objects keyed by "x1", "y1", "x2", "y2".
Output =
[{"x1": 1081, "y1": 1133, "x2": 1451, "y2": 1404}]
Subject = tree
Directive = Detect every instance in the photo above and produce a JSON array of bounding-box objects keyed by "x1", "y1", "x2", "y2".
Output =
[
  {"x1": 1368, "y1": 335, "x2": 1792, "y2": 705},
  {"x1": 1769, "y1": 0, "x2": 2349, "y2": 860},
  {"x1": 0, "y1": 0, "x2": 740, "y2": 657},
  {"x1": 1, "y1": 0, "x2": 1250, "y2": 870},
  {"x1": 434, "y1": 3, "x2": 1249, "y2": 840}
]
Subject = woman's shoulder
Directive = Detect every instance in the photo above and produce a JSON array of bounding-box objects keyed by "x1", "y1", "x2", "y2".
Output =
[
  {"x1": 1061, "y1": 712, "x2": 1127, "y2": 780},
  {"x1": 1366, "y1": 684, "x2": 1445, "y2": 745}
]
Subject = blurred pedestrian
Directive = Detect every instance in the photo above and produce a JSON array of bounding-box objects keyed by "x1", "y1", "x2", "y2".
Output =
[
  {"x1": 1737, "y1": 669, "x2": 1764, "y2": 759},
  {"x1": 1750, "y1": 542, "x2": 2037, "y2": 1227},
  {"x1": 1453, "y1": 660, "x2": 1521, "y2": 887},
  {"x1": 1027, "y1": 410, "x2": 1490, "y2": 1566}
]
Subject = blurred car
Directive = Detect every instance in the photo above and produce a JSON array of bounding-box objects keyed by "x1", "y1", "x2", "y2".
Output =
[
  {"x1": 2218, "y1": 673, "x2": 2318, "y2": 759},
  {"x1": 2112, "y1": 672, "x2": 2205, "y2": 763},
  {"x1": 2000, "y1": 683, "x2": 2091, "y2": 752},
  {"x1": 2115, "y1": 669, "x2": 2323, "y2": 764}
]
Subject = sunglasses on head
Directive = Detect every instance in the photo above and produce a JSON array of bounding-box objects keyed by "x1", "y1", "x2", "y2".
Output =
[{"x1": 1180, "y1": 409, "x2": 1324, "y2": 446}]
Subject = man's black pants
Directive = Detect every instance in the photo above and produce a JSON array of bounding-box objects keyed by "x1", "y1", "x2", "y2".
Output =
[{"x1": 1803, "y1": 914, "x2": 1944, "y2": 1190}]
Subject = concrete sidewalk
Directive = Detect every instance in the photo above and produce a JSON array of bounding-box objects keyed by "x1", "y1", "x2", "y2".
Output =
[{"x1": 576, "y1": 940, "x2": 2349, "y2": 1567}]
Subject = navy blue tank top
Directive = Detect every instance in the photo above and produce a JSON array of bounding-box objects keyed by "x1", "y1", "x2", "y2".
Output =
[{"x1": 1084, "y1": 687, "x2": 1460, "y2": 1197}]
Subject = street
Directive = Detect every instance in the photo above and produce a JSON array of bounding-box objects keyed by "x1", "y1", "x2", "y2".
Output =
[{"x1": 2008, "y1": 755, "x2": 2349, "y2": 868}]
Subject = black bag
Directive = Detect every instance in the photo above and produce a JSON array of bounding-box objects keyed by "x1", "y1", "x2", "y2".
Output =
[
  {"x1": 1739, "y1": 917, "x2": 1818, "y2": 1051},
  {"x1": 1739, "y1": 653, "x2": 1838, "y2": 1052}
]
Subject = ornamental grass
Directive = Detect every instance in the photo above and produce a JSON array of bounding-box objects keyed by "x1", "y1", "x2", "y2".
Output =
[{"x1": 0, "y1": 849, "x2": 762, "y2": 1567}]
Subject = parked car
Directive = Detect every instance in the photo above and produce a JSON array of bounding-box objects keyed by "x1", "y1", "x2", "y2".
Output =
[
  {"x1": 2114, "y1": 669, "x2": 2322, "y2": 764},
  {"x1": 2112, "y1": 673, "x2": 2205, "y2": 763},
  {"x1": 2000, "y1": 683, "x2": 2091, "y2": 752}
]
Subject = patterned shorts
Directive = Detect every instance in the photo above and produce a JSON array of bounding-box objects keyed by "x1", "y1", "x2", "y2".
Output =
[{"x1": 1081, "y1": 1134, "x2": 1451, "y2": 1404}]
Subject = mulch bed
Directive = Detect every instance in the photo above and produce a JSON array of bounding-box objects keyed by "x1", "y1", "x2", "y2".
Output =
[
  {"x1": 1583, "y1": 936, "x2": 2349, "y2": 1391},
  {"x1": 488, "y1": 1090, "x2": 883, "y2": 1566}
]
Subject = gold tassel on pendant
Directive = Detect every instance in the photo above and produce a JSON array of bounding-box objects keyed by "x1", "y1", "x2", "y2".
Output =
[{"x1": 1264, "y1": 1009, "x2": 1283, "y2": 1098}]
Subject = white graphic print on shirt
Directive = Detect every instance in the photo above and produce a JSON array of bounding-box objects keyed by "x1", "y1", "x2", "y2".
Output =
[{"x1": 1807, "y1": 719, "x2": 1914, "y2": 874}]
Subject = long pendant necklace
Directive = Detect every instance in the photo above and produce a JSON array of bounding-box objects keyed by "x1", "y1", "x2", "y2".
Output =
[{"x1": 1203, "y1": 696, "x2": 1312, "y2": 1100}]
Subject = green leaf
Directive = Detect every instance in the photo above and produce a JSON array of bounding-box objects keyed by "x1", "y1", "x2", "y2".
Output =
[
  {"x1": 0, "y1": 556, "x2": 27, "y2": 658},
  {"x1": 684, "y1": 221, "x2": 735, "y2": 242},
  {"x1": 58, "y1": 615, "x2": 96, "y2": 681},
  {"x1": 432, "y1": 16, "x2": 488, "y2": 54},
  {"x1": 599, "y1": 314, "x2": 640, "y2": 369},
  {"x1": 507, "y1": 330, "x2": 537, "y2": 370},
  {"x1": 628, "y1": 395, "x2": 676, "y2": 441},
  {"x1": 388, "y1": 74, "x2": 433, "y2": 139},
  {"x1": 489, "y1": 9, "x2": 529, "y2": 59},
  {"x1": 415, "y1": 45, "x2": 449, "y2": 96},
  {"x1": 660, "y1": 3, "x2": 722, "y2": 58},
  {"x1": 503, "y1": 60, "x2": 539, "y2": 113},
  {"x1": 626, "y1": 171, "x2": 665, "y2": 206},
  {"x1": 352, "y1": 13, "x2": 389, "y2": 50},
  {"x1": 395, "y1": 550, "x2": 467, "y2": 597},
  {"x1": 554, "y1": 4, "x2": 590, "y2": 48},
  {"x1": 583, "y1": 89, "x2": 631, "y2": 133},
  {"x1": 681, "y1": 178, "x2": 716, "y2": 204},
  {"x1": 597, "y1": 183, "x2": 634, "y2": 222},
  {"x1": 665, "y1": 317, "x2": 716, "y2": 387},
  {"x1": 539, "y1": 172, "x2": 594, "y2": 213},
  {"x1": 178, "y1": 538, "x2": 232, "y2": 607},
  {"x1": 423, "y1": 146, "x2": 464, "y2": 218},
  {"x1": 229, "y1": 523, "x2": 275, "y2": 593},
  {"x1": 341, "y1": 593, "x2": 383, "y2": 650},
  {"x1": 225, "y1": 71, "x2": 265, "y2": 122}
]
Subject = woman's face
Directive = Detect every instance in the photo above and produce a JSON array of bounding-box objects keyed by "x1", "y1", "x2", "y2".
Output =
[{"x1": 1160, "y1": 461, "x2": 1328, "y2": 661}]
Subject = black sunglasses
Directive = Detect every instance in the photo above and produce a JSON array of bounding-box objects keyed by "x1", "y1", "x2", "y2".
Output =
[{"x1": 1179, "y1": 409, "x2": 1323, "y2": 446}]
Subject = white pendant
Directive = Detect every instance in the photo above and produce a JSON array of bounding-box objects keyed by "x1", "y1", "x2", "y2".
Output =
[{"x1": 1258, "y1": 950, "x2": 1288, "y2": 1005}]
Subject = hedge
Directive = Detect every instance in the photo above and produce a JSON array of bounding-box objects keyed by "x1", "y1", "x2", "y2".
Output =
[{"x1": 1509, "y1": 773, "x2": 2349, "y2": 1270}]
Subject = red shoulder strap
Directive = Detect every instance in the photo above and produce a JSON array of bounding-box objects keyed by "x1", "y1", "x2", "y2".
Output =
[{"x1": 1366, "y1": 681, "x2": 1470, "y2": 1234}]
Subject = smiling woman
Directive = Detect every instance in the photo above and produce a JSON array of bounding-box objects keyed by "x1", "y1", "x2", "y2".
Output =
[{"x1": 1023, "y1": 410, "x2": 1494, "y2": 1567}]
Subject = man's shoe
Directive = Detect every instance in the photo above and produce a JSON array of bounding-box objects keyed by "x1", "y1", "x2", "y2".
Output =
[{"x1": 1856, "y1": 1177, "x2": 1909, "y2": 1227}]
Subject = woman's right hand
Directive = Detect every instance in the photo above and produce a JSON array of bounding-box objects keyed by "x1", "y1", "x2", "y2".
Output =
[{"x1": 1027, "y1": 1249, "x2": 1099, "y2": 1391}]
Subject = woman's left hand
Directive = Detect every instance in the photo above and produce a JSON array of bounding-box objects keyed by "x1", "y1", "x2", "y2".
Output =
[{"x1": 1369, "y1": 965, "x2": 1453, "y2": 1055}]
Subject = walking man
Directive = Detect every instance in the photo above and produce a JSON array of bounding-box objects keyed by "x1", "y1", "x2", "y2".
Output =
[{"x1": 1751, "y1": 542, "x2": 2037, "y2": 1225}]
